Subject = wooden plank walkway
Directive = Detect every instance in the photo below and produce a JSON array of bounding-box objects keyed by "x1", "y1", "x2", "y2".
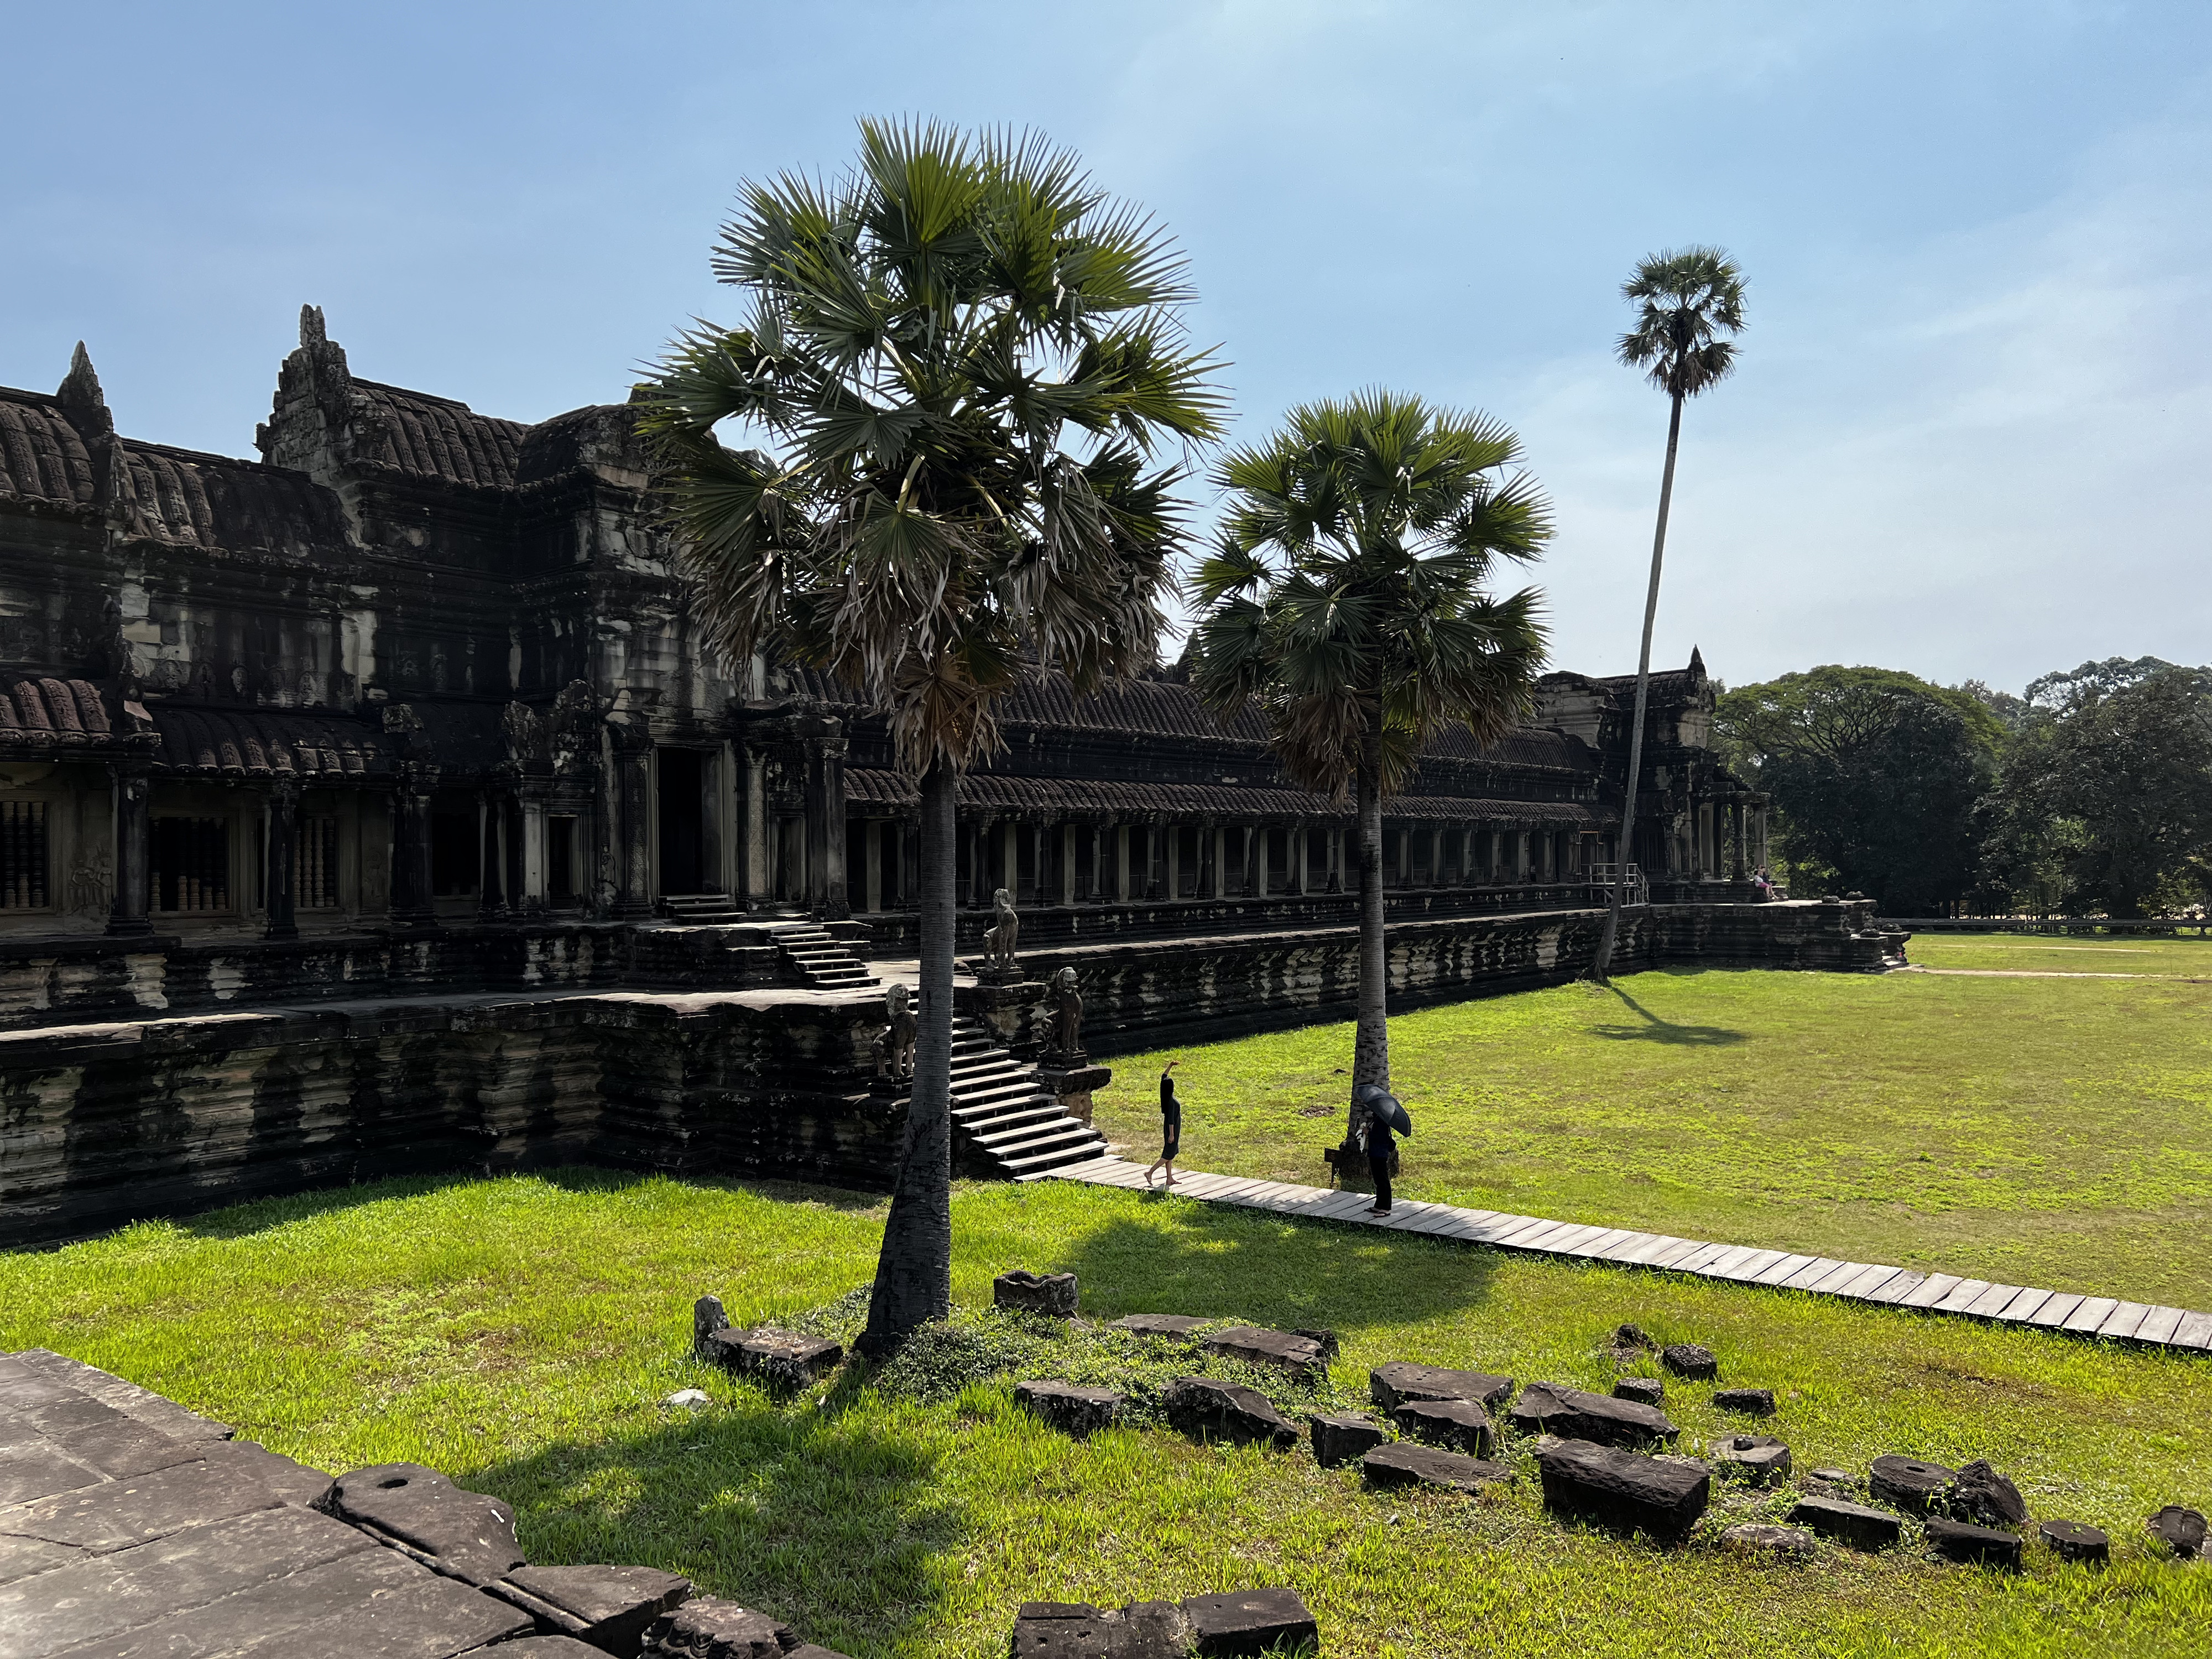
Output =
[{"x1": 1032, "y1": 1156, "x2": 2212, "y2": 1355}]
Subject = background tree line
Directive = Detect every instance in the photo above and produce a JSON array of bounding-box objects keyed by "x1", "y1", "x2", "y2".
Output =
[{"x1": 1716, "y1": 657, "x2": 2212, "y2": 917}]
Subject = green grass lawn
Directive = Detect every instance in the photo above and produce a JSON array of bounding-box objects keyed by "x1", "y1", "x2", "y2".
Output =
[
  {"x1": 1093, "y1": 964, "x2": 2212, "y2": 1312},
  {"x1": 1905, "y1": 930, "x2": 2212, "y2": 976},
  {"x1": 3, "y1": 1172, "x2": 2208, "y2": 1658}
]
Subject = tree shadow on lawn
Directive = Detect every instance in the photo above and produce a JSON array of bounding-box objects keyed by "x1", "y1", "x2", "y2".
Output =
[
  {"x1": 465, "y1": 1392, "x2": 959, "y2": 1657},
  {"x1": 1050, "y1": 1204, "x2": 1501, "y2": 1340},
  {"x1": 1588, "y1": 984, "x2": 1746, "y2": 1047}
]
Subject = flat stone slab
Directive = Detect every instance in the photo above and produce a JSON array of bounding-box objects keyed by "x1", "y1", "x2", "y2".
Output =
[
  {"x1": 2039, "y1": 1519, "x2": 2110, "y2": 1564},
  {"x1": 1361, "y1": 1443, "x2": 1512, "y2": 1495},
  {"x1": 995, "y1": 1270, "x2": 1080, "y2": 1316},
  {"x1": 1012, "y1": 1598, "x2": 1192, "y2": 1659},
  {"x1": 322, "y1": 1462, "x2": 524, "y2": 1585},
  {"x1": 1308, "y1": 1413, "x2": 1386, "y2": 1469},
  {"x1": 701, "y1": 1328, "x2": 843, "y2": 1390},
  {"x1": 1112, "y1": 1313, "x2": 1212, "y2": 1340},
  {"x1": 1014, "y1": 1380, "x2": 1124, "y2": 1438},
  {"x1": 1721, "y1": 1522, "x2": 1815, "y2": 1559},
  {"x1": 1612, "y1": 1377, "x2": 1665, "y2": 1407},
  {"x1": 1536, "y1": 1438, "x2": 1709, "y2": 1541},
  {"x1": 1164, "y1": 1378, "x2": 1298, "y2": 1449},
  {"x1": 1869, "y1": 1454, "x2": 1956, "y2": 1516},
  {"x1": 1369, "y1": 1362, "x2": 1514, "y2": 1412},
  {"x1": 1390, "y1": 1398, "x2": 1494, "y2": 1458},
  {"x1": 1790, "y1": 1494, "x2": 1903, "y2": 1552},
  {"x1": 506, "y1": 1561, "x2": 693, "y2": 1650},
  {"x1": 1183, "y1": 1587, "x2": 1318, "y2": 1655},
  {"x1": 1199, "y1": 1326, "x2": 1329, "y2": 1379},
  {"x1": 1926, "y1": 1515, "x2": 2023, "y2": 1568},
  {"x1": 1507, "y1": 1381, "x2": 1677, "y2": 1449},
  {"x1": 1711, "y1": 1433, "x2": 1791, "y2": 1486}
]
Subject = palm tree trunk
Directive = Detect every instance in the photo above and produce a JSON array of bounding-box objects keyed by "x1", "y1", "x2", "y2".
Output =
[
  {"x1": 857, "y1": 755, "x2": 955, "y2": 1357},
  {"x1": 1592, "y1": 390, "x2": 1684, "y2": 984},
  {"x1": 1348, "y1": 731, "x2": 1388, "y2": 1145}
]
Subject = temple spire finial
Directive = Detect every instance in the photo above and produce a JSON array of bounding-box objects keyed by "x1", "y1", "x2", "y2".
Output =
[
  {"x1": 300, "y1": 304, "x2": 327, "y2": 347},
  {"x1": 56, "y1": 341, "x2": 114, "y2": 445}
]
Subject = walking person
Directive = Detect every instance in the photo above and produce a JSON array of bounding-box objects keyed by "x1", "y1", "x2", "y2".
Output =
[
  {"x1": 1145, "y1": 1060, "x2": 1183, "y2": 1188},
  {"x1": 1353, "y1": 1081, "x2": 1410, "y2": 1216}
]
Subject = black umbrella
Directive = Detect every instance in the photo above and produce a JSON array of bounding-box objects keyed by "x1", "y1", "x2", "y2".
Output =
[{"x1": 1368, "y1": 1091, "x2": 1413, "y2": 1138}]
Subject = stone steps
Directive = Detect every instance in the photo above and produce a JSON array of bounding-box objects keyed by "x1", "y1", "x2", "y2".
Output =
[
  {"x1": 770, "y1": 926, "x2": 879, "y2": 990},
  {"x1": 940, "y1": 1016, "x2": 1107, "y2": 1178}
]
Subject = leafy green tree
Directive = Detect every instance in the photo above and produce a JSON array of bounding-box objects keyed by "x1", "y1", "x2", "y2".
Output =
[
  {"x1": 1188, "y1": 392, "x2": 1549, "y2": 1135},
  {"x1": 1988, "y1": 664, "x2": 2212, "y2": 917},
  {"x1": 641, "y1": 119, "x2": 1224, "y2": 1354},
  {"x1": 1592, "y1": 247, "x2": 1746, "y2": 982},
  {"x1": 1715, "y1": 666, "x2": 2002, "y2": 914}
]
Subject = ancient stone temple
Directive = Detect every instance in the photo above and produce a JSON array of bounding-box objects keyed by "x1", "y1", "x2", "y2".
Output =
[{"x1": 0, "y1": 312, "x2": 1890, "y2": 1245}]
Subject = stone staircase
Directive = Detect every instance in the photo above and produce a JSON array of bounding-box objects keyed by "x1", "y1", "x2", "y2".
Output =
[
  {"x1": 772, "y1": 924, "x2": 878, "y2": 991},
  {"x1": 657, "y1": 893, "x2": 746, "y2": 924},
  {"x1": 948, "y1": 1015, "x2": 1110, "y2": 1178}
]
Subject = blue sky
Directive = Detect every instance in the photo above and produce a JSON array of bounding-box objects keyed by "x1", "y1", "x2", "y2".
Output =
[{"x1": 4, "y1": 1, "x2": 2206, "y2": 691}]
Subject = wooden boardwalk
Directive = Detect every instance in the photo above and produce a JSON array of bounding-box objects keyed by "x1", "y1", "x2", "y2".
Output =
[{"x1": 1034, "y1": 1156, "x2": 2212, "y2": 1354}]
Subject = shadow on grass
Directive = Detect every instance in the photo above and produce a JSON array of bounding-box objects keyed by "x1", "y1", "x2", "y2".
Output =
[
  {"x1": 1051, "y1": 1204, "x2": 1500, "y2": 1339},
  {"x1": 464, "y1": 1392, "x2": 959, "y2": 1657},
  {"x1": 1589, "y1": 985, "x2": 1746, "y2": 1047}
]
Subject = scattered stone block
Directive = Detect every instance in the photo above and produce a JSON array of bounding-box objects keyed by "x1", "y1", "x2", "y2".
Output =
[
  {"x1": 1010, "y1": 1600, "x2": 1192, "y2": 1659},
  {"x1": 1711, "y1": 1433, "x2": 1791, "y2": 1486},
  {"x1": 693, "y1": 1295, "x2": 729, "y2": 1351},
  {"x1": 1164, "y1": 1378, "x2": 1298, "y2": 1449},
  {"x1": 1925, "y1": 1515, "x2": 2023, "y2": 1568},
  {"x1": 1660, "y1": 1343, "x2": 1717, "y2": 1380},
  {"x1": 1112, "y1": 1313, "x2": 1211, "y2": 1340},
  {"x1": 506, "y1": 1562, "x2": 693, "y2": 1653},
  {"x1": 1506, "y1": 1381, "x2": 1677, "y2": 1449},
  {"x1": 1611, "y1": 1323, "x2": 1651, "y2": 1353},
  {"x1": 1712, "y1": 1387, "x2": 1776, "y2": 1417},
  {"x1": 1201, "y1": 1326, "x2": 1328, "y2": 1381},
  {"x1": 1868, "y1": 1454, "x2": 1957, "y2": 1516},
  {"x1": 321, "y1": 1462, "x2": 525, "y2": 1585},
  {"x1": 493, "y1": 1641, "x2": 619, "y2": 1657},
  {"x1": 995, "y1": 1270, "x2": 1079, "y2": 1317},
  {"x1": 1807, "y1": 1466, "x2": 1858, "y2": 1490},
  {"x1": 1613, "y1": 1377, "x2": 1665, "y2": 1407},
  {"x1": 1536, "y1": 1438, "x2": 1709, "y2": 1541},
  {"x1": 1369, "y1": 1362, "x2": 1514, "y2": 1412},
  {"x1": 1789, "y1": 1495, "x2": 1902, "y2": 1552},
  {"x1": 1014, "y1": 1381, "x2": 1124, "y2": 1438},
  {"x1": 1308, "y1": 1413, "x2": 1386, "y2": 1469},
  {"x1": 787, "y1": 1647, "x2": 860, "y2": 1659},
  {"x1": 1291, "y1": 1328, "x2": 1340, "y2": 1361},
  {"x1": 1183, "y1": 1587, "x2": 1318, "y2": 1655},
  {"x1": 665, "y1": 1389, "x2": 711, "y2": 1409},
  {"x1": 2039, "y1": 1520, "x2": 2110, "y2": 1564},
  {"x1": 1360, "y1": 1443, "x2": 1512, "y2": 1495},
  {"x1": 1948, "y1": 1458, "x2": 2026, "y2": 1527},
  {"x1": 2148, "y1": 1505, "x2": 2207, "y2": 1558},
  {"x1": 1720, "y1": 1522, "x2": 1816, "y2": 1560},
  {"x1": 1390, "y1": 1398, "x2": 1494, "y2": 1458},
  {"x1": 640, "y1": 1594, "x2": 797, "y2": 1657},
  {"x1": 701, "y1": 1328, "x2": 842, "y2": 1391}
]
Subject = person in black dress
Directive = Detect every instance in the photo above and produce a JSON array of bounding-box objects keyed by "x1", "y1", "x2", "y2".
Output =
[
  {"x1": 1364, "y1": 1098, "x2": 1396, "y2": 1215},
  {"x1": 1144, "y1": 1060, "x2": 1182, "y2": 1188}
]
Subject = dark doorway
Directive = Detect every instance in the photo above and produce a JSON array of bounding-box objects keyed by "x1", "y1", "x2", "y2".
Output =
[{"x1": 657, "y1": 749, "x2": 706, "y2": 894}]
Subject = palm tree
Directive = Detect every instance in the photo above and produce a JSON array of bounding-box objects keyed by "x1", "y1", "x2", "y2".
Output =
[
  {"x1": 1189, "y1": 392, "x2": 1549, "y2": 1140},
  {"x1": 640, "y1": 119, "x2": 1224, "y2": 1355},
  {"x1": 1589, "y1": 247, "x2": 1746, "y2": 984}
]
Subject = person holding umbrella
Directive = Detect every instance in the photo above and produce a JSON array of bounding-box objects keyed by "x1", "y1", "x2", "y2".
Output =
[{"x1": 1354, "y1": 1083, "x2": 1413, "y2": 1215}]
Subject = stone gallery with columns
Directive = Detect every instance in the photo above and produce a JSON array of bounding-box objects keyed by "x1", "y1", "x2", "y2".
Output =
[{"x1": 0, "y1": 312, "x2": 1893, "y2": 1245}]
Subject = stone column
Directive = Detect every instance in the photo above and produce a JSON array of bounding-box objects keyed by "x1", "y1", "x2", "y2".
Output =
[
  {"x1": 1115, "y1": 822, "x2": 1131, "y2": 901},
  {"x1": 801, "y1": 734, "x2": 849, "y2": 919},
  {"x1": 105, "y1": 760, "x2": 153, "y2": 937},
  {"x1": 741, "y1": 745, "x2": 770, "y2": 909},
  {"x1": 519, "y1": 790, "x2": 548, "y2": 914},
  {"x1": 1061, "y1": 824, "x2": 1077, "y2": 905},
  {"x1": 389, "y1": 768, "x2": 437, "y2": 927},
  {"x1": 1730, "y1": 800, "x2": 1747, "y2": 881},
  {"x1": 264, "y1": 779, "x2": 300, "y2": 941},
  {"x1": 611, "y1": 738, "x2": 654, "y2": 919},
  {"x1": 863, "y1": 820, "x2": 883, "y2": 912}
]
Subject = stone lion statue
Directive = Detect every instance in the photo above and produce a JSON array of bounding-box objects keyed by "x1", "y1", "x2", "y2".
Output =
[
  {"x1": 872, "y1": 982, "x2": 918, "y2": 1081},
  {"x1": 983, "y1": 887, "x2": 1020, "y2": 971}
]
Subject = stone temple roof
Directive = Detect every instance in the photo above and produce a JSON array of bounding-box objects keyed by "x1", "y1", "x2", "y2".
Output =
[
  {"x1": 0, "y1": 675, "x2": 112, "y2": 750},
  {"x1": 349, "y1": 380, "x2": 528, "y2": 491},
  {"x1": 150, "y1": 706, "x2": 390, "y2": 779},
  {"x1": 845, "y1": 766, "x2": 1605, "y2": 827},
  {"x1": 0, "y1": 391, "x2": 94, "y2": 506}
]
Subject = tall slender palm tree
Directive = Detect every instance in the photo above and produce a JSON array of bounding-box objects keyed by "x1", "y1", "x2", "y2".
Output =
[
  {"x1": 640, "y1": 119, "x2": 1224, "y2": 1355},
  {"x1": 1589, "y1": 247, "x2": 1746, "y2": 984},
  {"x1": 1189, "y1": 392, "x2": 1549, "y2": 1140}
]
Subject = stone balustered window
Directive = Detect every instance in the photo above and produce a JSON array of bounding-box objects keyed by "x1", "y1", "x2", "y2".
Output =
[
  {"x1": 0, "y1": 800, "x2": 48, "y2": 909},
  {"x1": 297, "y1": 815, "x2": 340, "y2": 909},
  {"x1": 152, "y1": 816, "x2": 229, "y2": 914}
]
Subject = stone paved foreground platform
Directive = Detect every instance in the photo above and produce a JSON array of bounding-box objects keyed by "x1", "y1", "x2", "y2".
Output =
[
  {"x1": 0, "y1": 1348, "x2": 535, "y2": 1656},
  {"x1": 1033, "y1": 1158, "x2": 2212, "y2": 1355}
]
